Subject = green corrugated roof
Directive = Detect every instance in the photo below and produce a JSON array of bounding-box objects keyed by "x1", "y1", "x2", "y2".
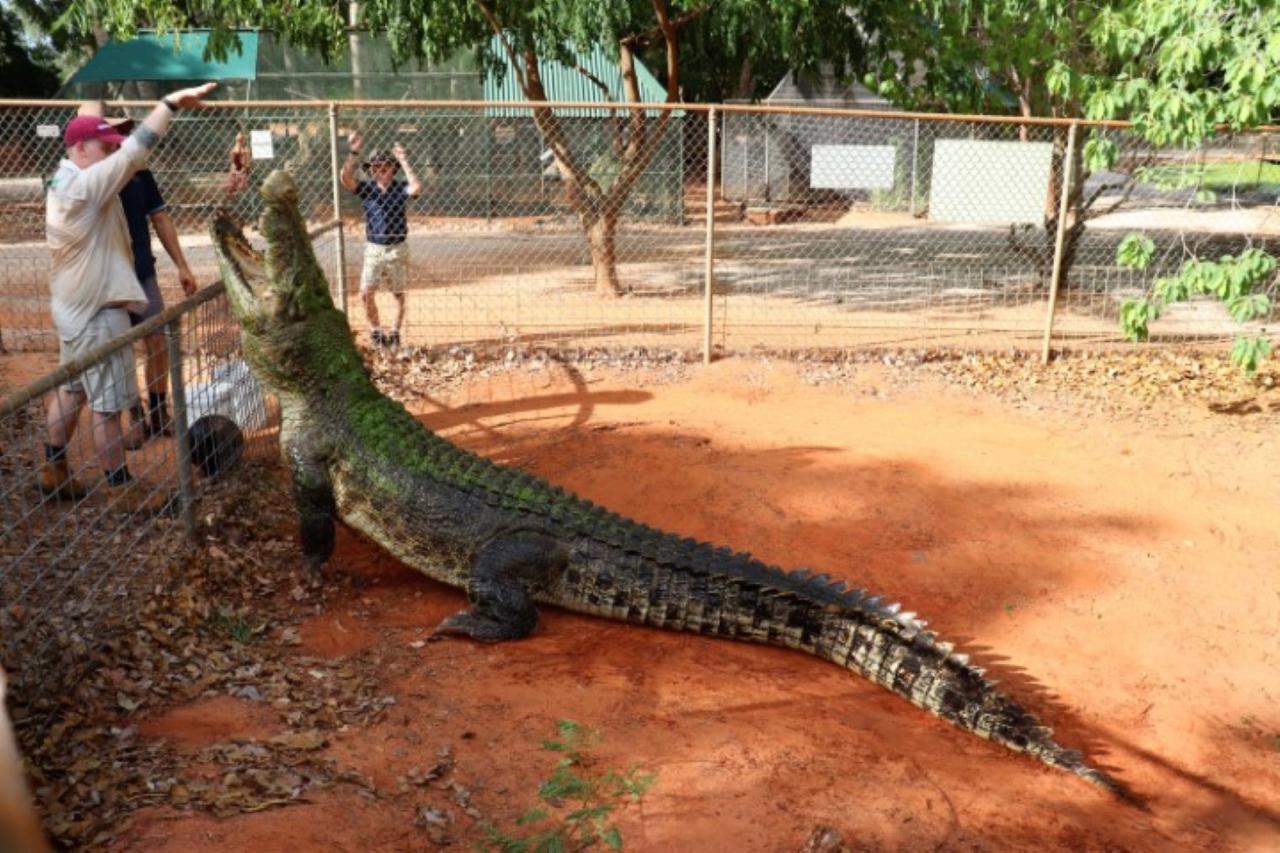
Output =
[
  {"x1": 69, "y1": 31, "x2": 258, "y2": 84},
  {"x1": 483, "y1": 38, "x2": 674, "y2": 117}
]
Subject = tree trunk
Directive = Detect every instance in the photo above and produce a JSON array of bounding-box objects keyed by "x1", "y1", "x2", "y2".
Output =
[{"x1": 587, "y1": 212, "x2": 623, "y2": 297}]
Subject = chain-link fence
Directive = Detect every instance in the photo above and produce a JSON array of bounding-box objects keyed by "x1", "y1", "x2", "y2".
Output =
[
  {"x1": 0, "y1": 226, "x2": 337, "y2": 674},
  {"x1": 0, "y1": 100, "x2": 1277, "y2": 361}
]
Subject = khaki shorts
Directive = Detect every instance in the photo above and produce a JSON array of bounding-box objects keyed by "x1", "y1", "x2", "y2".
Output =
[
  {"x1": 360, "y1": 242, "x2": 409, "y2": 295},
  {"x1": 59, "y1": 308, "x2": 138, "y2": 414}
]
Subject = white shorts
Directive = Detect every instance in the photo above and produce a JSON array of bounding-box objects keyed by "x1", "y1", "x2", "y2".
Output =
[
  {"x1": 59, "y1": 308, "x2": 138, "y2": 414},
  {"x1": 360, "y1": 242, "x2": 409, "y2": 295}
]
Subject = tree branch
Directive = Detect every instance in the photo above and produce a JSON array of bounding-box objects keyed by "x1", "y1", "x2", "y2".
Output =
[{"x1": 473, "y1": 0, "x2": 527, "y2": 94}]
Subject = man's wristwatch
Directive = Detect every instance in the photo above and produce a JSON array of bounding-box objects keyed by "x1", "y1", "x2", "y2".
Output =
[{"x1": 162, "y1": 98, "x2": 179, "y2": 113}]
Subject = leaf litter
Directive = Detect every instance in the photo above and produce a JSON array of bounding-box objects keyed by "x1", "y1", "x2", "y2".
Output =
[{"x1": 0, "y1": 459, "x2": 457, "y2": 849}]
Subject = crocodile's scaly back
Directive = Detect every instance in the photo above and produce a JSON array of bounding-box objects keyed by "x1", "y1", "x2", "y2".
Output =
[{"x1": 212, "y1": 171, "x2": 1128, "y2": 800}]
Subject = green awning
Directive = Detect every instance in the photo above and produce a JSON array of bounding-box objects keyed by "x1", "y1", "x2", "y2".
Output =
[{"x1": 69, "y1": 31, "x2": 258, "y2": 84}]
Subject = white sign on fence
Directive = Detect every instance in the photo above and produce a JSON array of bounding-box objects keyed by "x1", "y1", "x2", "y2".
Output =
[
  {"x1": 249, "y1": 130, "x2": 275, "y2": 160},
  {"x1": 36, "y1": 125, "x2": 60, "y2": 139},
  {"x1": 928, "y1": 140, "x2": 1053, "y2": 225},
  {"x1": 810, "y1": 145, "x2": 897, "y2": 190}
]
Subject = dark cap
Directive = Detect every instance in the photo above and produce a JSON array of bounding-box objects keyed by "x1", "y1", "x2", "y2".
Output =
[{"x1": 362, "y1": 149, "x2": 399, "y2": 170}]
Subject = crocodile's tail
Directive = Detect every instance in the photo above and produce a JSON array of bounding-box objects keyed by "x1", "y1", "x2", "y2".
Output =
[
  {"x1": 565, "y1": 542, "x2": 1129, "y2": 798},
  {"x1": 750, "y1": 567, "x2": 1129, "y2": 797}
]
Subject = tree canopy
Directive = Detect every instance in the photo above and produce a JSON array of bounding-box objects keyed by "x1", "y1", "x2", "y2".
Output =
[{"x1": 1, "y1": 1, "x2": 64, "y2": 95}]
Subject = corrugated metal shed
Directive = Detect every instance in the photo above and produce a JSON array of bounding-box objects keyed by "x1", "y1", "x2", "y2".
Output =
[{"x1": 483, "y1": 38, "x2": 673, "y2": 117}]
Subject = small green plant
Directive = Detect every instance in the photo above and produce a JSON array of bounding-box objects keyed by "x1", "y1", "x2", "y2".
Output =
[
  {"x1": 480, "y1": 720, "x2": 656, "y2": 852},
  {"x1": 213, "y1": 607, "x2": 258, "y2": 644}
]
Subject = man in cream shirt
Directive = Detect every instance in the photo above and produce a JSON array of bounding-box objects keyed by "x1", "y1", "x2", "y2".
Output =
[{"x1": 40, "y1": 83, "x2": 216, "y2": 513}]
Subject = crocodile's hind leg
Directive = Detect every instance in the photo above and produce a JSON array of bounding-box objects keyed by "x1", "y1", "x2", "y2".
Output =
[{"x1": 433, "y1": 532, "x2": 568, "y2": 642}]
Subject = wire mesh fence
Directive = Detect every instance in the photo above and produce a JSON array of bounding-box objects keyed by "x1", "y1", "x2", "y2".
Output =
[
  {"x1": 0, "y1": 99, "x2": 1276, "y2": 361},
  {"x1": 0, "y1": 227, "x2": 337, "y2": 678}
]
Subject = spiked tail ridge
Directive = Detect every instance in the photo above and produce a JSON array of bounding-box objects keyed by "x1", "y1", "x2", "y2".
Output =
[
  {"x1": 576, "y1": 540, "x2": 1131, "y2": 800},
  {"x1": 750, "y1": 564, "x2": 1131, "y2": 799}
]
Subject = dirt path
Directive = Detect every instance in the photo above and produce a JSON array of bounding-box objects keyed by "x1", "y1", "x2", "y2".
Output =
[{"x1": 116, "y1": 358, "x2": 1279, "y2": 851}]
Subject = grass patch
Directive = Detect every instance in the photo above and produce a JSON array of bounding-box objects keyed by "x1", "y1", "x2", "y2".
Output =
[{"x1": 1139, "y1": 160, "x2": 1280, "y2": 193}]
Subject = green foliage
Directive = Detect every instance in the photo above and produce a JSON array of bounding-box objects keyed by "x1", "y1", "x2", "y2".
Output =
[
  {"x1": 1119, "y1": 297, "x2": 1161, "y2": 343},
  {"x1": 659, "y1": 1, "x2": 873, "y2": 102},
  {"x1": 1115, "y1": 233, "x2": 1155, "y2": 270},
  {"x1": 1085, "y1": 1, "x2": 1280, "y2": 371},
  {"x1": 1083, "y1": 135, "x2": 1118, "y2": 172},
  {"x1": 482, "y1": 720, "x2": 655, "y2": 853},
  {"x1": 0, "y1": 3, "x2": 60, "y2": 95},
  {"x1": 1121, "y1": 249, "x2": 1276, "y2": 370},
  {"x1": 864, "y1": 1, "x2": 1115, "y2": 116},
  {"x1": 1083, "y1": 0, "x2": 1280, "y2": 147},
  {"x1": 1231, "y1": 336, "x2": 1271, "y2": 376}
]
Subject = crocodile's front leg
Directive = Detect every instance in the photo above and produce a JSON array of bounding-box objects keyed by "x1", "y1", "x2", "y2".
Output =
[
  {"x1": 285, "y1": 432, "x2": 335, "y2": 572},
  {"x1": 434, "y1": 532, "x2": 569, "y2": 642}
]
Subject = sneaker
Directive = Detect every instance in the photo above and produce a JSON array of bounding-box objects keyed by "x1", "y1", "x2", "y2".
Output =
[
  {"x1": 105, "y1": 478, "x2": 174, "y2": 517},
  {"x1": 384, "y1": 331, "x2": 400, "y2": 349},
  {"x1": 37, "y1": 459, "x2": 89, "y2": 501},
  {"x1": 370, "y1": 328, "x2": 385, "y2": 346}
]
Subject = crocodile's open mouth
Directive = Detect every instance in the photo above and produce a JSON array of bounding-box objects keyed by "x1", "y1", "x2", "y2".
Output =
[{"x1": 212, "y1": 212, "x2": 266, "y2": 298}]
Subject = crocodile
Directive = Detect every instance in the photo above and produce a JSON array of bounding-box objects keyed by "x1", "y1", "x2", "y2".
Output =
[{"x1": 212, "y1": 170, "x2": 1126, "y2": 798}]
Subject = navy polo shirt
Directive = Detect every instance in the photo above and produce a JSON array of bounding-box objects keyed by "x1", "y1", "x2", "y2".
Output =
[
  {"x1": 119, "y1": 169, "x2": 166, "y2": 282},
  {"x1": 355, "y1": 180, "x2": 410, "y2": 245}
]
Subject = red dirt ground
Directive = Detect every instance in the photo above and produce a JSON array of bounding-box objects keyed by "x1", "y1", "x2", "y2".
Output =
[{"x1": 115, "y1": 359, "x2": 1278, "y2": 851}]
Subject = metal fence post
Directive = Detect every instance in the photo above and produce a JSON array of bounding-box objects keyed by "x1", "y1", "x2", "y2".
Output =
[
  {"x1": 165, "y1": 319, "x2": 197, "y2": 544},
  {"x1": 704, "y1": 106, "x2": 717, "y2": 365},
  {"x1": 1042, "y1": 121, "x2": 1079, "y2": 365},
  {"x1": 910, "y1": 119, "x2": 920, "y2": 215},
  {"x1": 718, "y1": 110, "x2": 727, "y2": 201},
  {"x1": 327, "y1": 102, "x2": 349, "y2": 314},
  {"x1": 763, "y1": 119, "x2": 771, "y2": 202}
]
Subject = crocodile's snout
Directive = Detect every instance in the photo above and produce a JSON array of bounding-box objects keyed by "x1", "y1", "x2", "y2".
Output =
[{"x1": 261, "y1": 170, "x2": 299, "y2": 207}]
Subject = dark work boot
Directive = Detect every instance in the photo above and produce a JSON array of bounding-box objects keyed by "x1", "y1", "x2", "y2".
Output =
[{"x1": 148, "y1": 392, "x2": 173, "y2": 438}]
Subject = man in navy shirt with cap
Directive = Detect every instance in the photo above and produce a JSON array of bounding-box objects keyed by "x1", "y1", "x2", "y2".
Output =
[{"x1": 340, "y1": 132, "x2": 422, "y2": 348}]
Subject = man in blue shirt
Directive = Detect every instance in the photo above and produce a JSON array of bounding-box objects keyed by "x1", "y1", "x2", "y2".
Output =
[
  {"x1": 340, "y1": 133, "x2": 422, "y2": 348},
  {"x1": 79, "y1": 101, "x2": 198, "y2": 438}
]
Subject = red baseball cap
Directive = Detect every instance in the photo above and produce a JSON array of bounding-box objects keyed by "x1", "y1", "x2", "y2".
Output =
[{"x1": 63, "y1": 115, "x2": 128, "y2": 148}]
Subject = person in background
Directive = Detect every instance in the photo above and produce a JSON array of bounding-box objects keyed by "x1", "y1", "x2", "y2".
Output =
[
  {"x1": 339, "y1": 132, "x2": 421, "y2": 348},
  {"x1": 77, "y1": 100, "x2": 198, "y2": 439},
  {"x1": 39, "y1": 83, "x2": 216, "y2": 513},
  {"x1": 225, "y1": 131, "x2": 250, "y2": 198}
]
